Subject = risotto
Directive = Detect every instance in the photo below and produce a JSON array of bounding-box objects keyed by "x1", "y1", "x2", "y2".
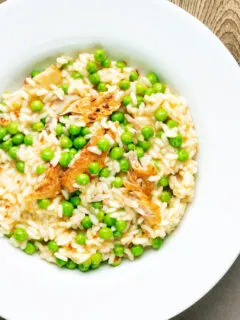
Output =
[{"x1": 0, "y1": 49, "x2": 198, "y2": 271}]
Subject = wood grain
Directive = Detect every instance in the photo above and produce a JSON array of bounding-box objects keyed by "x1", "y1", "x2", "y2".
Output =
[{"x1": 171, "y1": 0, "x2": 240, "y2": 63}]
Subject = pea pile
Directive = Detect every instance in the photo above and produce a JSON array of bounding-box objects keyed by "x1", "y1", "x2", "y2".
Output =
[{"x1": 0, "y1": 49, "x2": 198, "y2": 272}]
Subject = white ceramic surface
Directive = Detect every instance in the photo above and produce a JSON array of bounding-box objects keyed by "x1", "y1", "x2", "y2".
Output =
[{"x1": 0, "y1": 0, "x2": 239, "y2": 319}]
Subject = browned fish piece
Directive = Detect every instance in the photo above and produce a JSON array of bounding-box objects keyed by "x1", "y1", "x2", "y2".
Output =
[
  {"x1": 60, "y1": 128, "x2": 112, "y2": 192},
  {"x1": 124, "y1": 182, "x2": 161, "y2": 226},
  {"x1": 33, "y1": 165, "x2": 61, "y2": 199},
  {"x1": 30, "y1": 65, "x2": 62, "y2": 90},
  {"x1": 60, "y1": 92, "x2": 121, "y2": 124}
]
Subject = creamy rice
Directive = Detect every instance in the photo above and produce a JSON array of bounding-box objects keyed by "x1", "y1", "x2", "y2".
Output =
[{"x1": 0, "y1": 50, "x2": 198, "y2": 270}]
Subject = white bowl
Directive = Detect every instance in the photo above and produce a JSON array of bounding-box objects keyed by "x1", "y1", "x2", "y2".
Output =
[{"x1": 0, "y1": 0, "x2": 239, "y2": 319}]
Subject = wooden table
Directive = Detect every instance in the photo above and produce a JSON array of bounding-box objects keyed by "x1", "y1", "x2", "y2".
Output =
[{"x1": 171, "y1": 0, "x2": 240, "y2": 63}]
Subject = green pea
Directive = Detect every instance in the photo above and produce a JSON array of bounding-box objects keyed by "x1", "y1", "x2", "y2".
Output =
[
  {"x1": 119, "y1": 158, "x2": 130, "y2": 172},
  {"x1": 118, "y1": 79, "x2": 130, "y2": 90},
  {"x1": 8, "y1": 146, "x2": 19, "y2": 159},
  {"x1": 7, "y1": 121, "x2": 19, "y2": 135},
  {"x1": 114, "y1": 244, "x2": 124, "y2": 257},
  {"x1": 36, "y1": 164, "x2": 46, "y2": 175},
  {"x1": 73, "y1": 136, "x2": 87, "y2": 149},
  {"x1": 87, "y1": 61, "x2": 98, "y2": 74},
  {"x1": 60, "y1": 84, "x2": 69, "y2": 94},
  {"x1": 104, "y1": 214, "x2": 116, "y2": 227},
  {"x1": 68, "y1": 124, "x2": 81, "y2": 136},
  {"x1": 48, "y1": 240, "x2": 59, "y2": 253},
  {"x1": 111, "y1": 111, "x2": 124, "y2": 123},
  {"x1": 146, "y1": 72, "x2": 159, "y2": 85},
  {"x1": 38, "y1": 199, "x2": 51, "y2": 209},
  {"x1": 101, "y1": 58, "x2": 111, "y2": 68},
  {"x1": 96, "y1": 210, "x2": 105, "y2": 222},
  {"x1": 110, "y1": 147, "x2": 124, "y2": 160},
  {"x1": 177, "y1": 149, "x2": 189, "y2": 162},
  {"x1": 16, "y1": 161, "x2": 25, "y2": 173},
  {"x1": 30, "y1": 100, "x2": 43, "y2": 112},
  {"x1": 153, "y1": 82, "x2": 165, "y2": 93},
  {"x1": 97, "y1": 137, "x2": 110, "y2": 151},
  {"x1": 124, "y1": 124, "x2": 133, "y2": 132},
  {"x1": 81, "y1": 216, "x2": 93, "y2": 229},
  {"x1": 169, "y1": 135, "x2": 183, "y2": 148},
  {"x1": 97, "y1": 82, "x2": 108, "y2": 92},
  {"x1": 136, "y1": 83, "x2": 147, "y2": 96},
  {"x1": 116, "y1": 61, "x2": 126, "y2": 69},
  {"x1": 75, "y1": 232, "x2": 87, "y2": 245},
  {"x1": 121, "y1": 131, "x2": 133, "y2": 144},
  {"x1": 145, "y1": 88, "x2": 154, "y2": 96},
  {"x1": 115, "y1": 220, "x2": 127, "y2": 232},
  {"x1": 59, "y1": 151, "x2": 71, "y2": 167},
  {"x1": 111, "y1": 257, "x2": 122, "y2": 267},
  {"x1": 112, "y1": 177, "x2": 123, "y2": 188},
  {"x1": 160, "y1": 191, "x2": 171, "y2": 202},
  {"x1": 99, "y1": 167, "x2": 110, "y2": 178},
  {"x1": 76, "y1": 173, "x2": 90, "y2": 185},
  {"x1": 24, "y1": 134, "x2": 33, "y2": 146},
  {"x1": 167, "y1": 119, "x2": 178, "y2": 128},
  {"x1": 31, "y1": 70, "x2": 41, "y2": 78},
  {"x1": 122, "y1": 95, "x2": 132, "y2": 106},
  {"x1": 0, "y1": 126, "x2": 7, "y2": 141},
  {"x1": 136, "y1": 95, "x2": 144, "y2": 107},
  {"x1": 60, "y1": 135, "x2": 73, "y2": 149},
  {"x1": 56, "y1": 258, "x2": 68, "y2": 267},
  {"x1": 61, "y1": 201, "x2": 74, "y2": 217},
  {"x1": 66, "y1": 260, "x2": 77, "y2": 270},
  {"x1": 12, "y1": 133, "x2": 24, "y2": 145},
  {"x1": 71, "y1": 71, "x2": 84, "y2": 79},
  {"x1": 81, "y1": 127, "x2": 90, "y2": 136},
  {"x1": 55, "y1": 123, "x2": 64, "y2": 136},
  {"x1": 24, "y1": 241, "x2": 36, "y2": 255},
  {"x1": 78, "y1": 258, "x2": 91, "y2": 272},
  {"x1": 131, "y1": 245, "x2": 144, "y2": 257},
  {"x1": 1, "y1": 139, "x2": 12, "y2": 151},
  {"x1": 155, "y1": 108, "x2": 168, "y2": 122},
  {"x1": 152, "y1": 237, "x2": 163, "y2": 249},
  {"x1": 129, "y1": 70, "x2": 139, "y2": 81},
  {"x1": 113, "y1": 231, "x2": 122, "y2": 239},
  {"x1": 70, "y1": 196, "x2": 81, "y2": 208},
  {"x1": 13, "y1": 228, "x2": 28, "y2": 242},
  {"x1": 135, "y1": 146, "x2": 144, "y2": 159},
  {"x1": 138, "y1": 140, "x2": 150, "y2": 151},
  {"x1": 88, "y1": 162, "x2": 101, "y2": 175},
  {"x1": 94, "y1": 49, "x2": 106, "y2": 62},
  {"x1": 159, "y1": 176, "x2": 169, "y2": 187},
  {"x1": 91, "y1": 252, "x2": 102, "y2": 269},
  {"x1": 41, "y1": 148, "x2": 54, "y2": 161},
  {"x1": 31, "y1": 121, "x2": 44, "y2": 132},
  {"x1": 91, "y1": 201, "x2": 103, "y2": 209},
  {"x1": 99, "y1": 227, "x2": 113, "y2": 239},
  {"x1": 156, "y1": 130, "x2": 164, "y2": 138},
  {"x1": 88, "y1": 72, "x2": 101, "y2": 85},
  {"x1": 70, "y1": 148, "x2": 77, "y2": 158},
  {"x1": 141, "y1": 126, "x2": 154, "y2": 140},
  {"x1": 128, "y1": 143, "x2": 135, "y2": 151}
]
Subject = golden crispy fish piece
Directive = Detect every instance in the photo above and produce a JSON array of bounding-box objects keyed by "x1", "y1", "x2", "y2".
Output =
[
  {"x1": 33, "y1": 165, "x2": 61, "y2": 199},
  {"x1": 32, "y1": 65, "x2": 62, "y2": 90},
  {"x1": 124, "y1": 181, "x2": 161, "y2": 226},
  {"x1": 60, "y1": 92, "x2": 121, "y2": 124},
  {"x1": 127, "y1": 152, "x2": 157, "y2": 196},
  {"x1": 60, "y1": 128, "x2": 113, "y2": 192}
]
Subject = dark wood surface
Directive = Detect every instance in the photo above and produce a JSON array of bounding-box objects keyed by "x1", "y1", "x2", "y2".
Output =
[{"x1": 171, "y1": 0, "x2": 240, "y2": 63}]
